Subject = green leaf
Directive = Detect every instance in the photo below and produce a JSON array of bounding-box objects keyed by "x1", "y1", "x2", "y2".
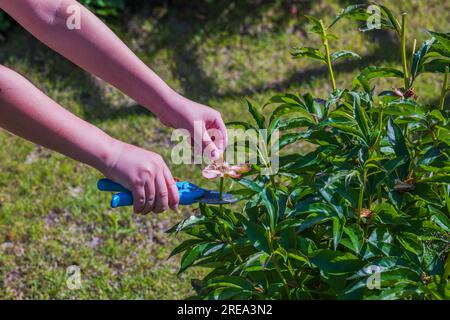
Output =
[
  {"x1": 396, "y1": 233, "x2": 423, "y2": 256},
  {"x1": 235, "y1": 178, "x2": 264, "y2": 193},
  {"x1": 422, "y1": 58, "x2": 450, "y2": 73},
  {"x1": 411, "y1": 38, "x2": 435, "y2": 79},
  {"x1": 166, "y1": 215, "x2": 207, "y2": 234},
  {"x1": 245, "y1": 99, "x2": 266, "y2": 129},
  {"x1": 384, "y1": 100, "x2": 426, "y2": 117},
  {"x1": 387, "y1": 117, "x2": 409, "y2": 158},
  {"x1": 418, "y1": 174, "x2": 450, "y2": 183},
  {"x1": 378, "y1": 4, "x2": 401, "y2": 34},
  {"x1": 298, "y1": 212, "x2": 333, "y2": 233},
  {"x1": 354, "y1": 66, "x2": 404, "y2": 93},
  {"x1": 343, "y1": 225, "x2": 364, "y2": 255},
  {"x1": 170, "y1": 239, "x2": 205, "y2": 258},
  {"x1": 310, "y1": 249, "x2": 363, "y2": 275},
  {"x1": 332, "y1": 216, "x2": 345, "y2": 251},
  {"x1": 330, "y1": 4, "x2": 400, "y2": 33},
  {"x1": 242, "y1": 220, "x2": 270, "y2": 254},
  {"x1": 351, "y1": 92, "x2": 370, "y2": 142},
  {"x1": 265, "y1": 93, "x2": 303, "y2": 107},
  {"x1": 262, "y1": 187, "x2": 279, "y2": 232},
  {"x1": 331, "y1": 50, "x2": 361, "y2": 62},
  {"x1": 274, "y1": 118, "x2": 312, "y2": 132},
  {"x1": 291, "y1": 47, "x2": 326, "y2": 62},
  {"x1": 205, "y1": 276, "x2": 254, "y2": 292},
  {"x1": 305, "y1": 15, "x2": 326, "y2": 40},
  {"x1": 226, "y1": 121, "x2": 257, "y2": 131},
  {"x1": 329, "y1": 4, "x2": 370, "y2": 29},
  {"x1": 179, "y1": 243, "x2": 211, "y2": 274},
  {"x1": 269, "y1": 104, "x2": 315, "y2": 127},
  {"x1": 303, "y1": 93, "x2": 323, "y2": 120},
  {"x1": 275, "y1": 130, "x2": 312, "y2": 152},
  {"x1": 427, "y1": 31, "x2": 450, "y2": 51},
  {"x1": 429, "y1": 206, "x2": 450, "y2": 232}
]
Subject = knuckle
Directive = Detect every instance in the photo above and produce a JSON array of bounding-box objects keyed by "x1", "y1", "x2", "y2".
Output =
[
  {"x1": 133, "y1": 179, "x2": 144, "y2": 188},
  {"x1": 158, "y1": 190, "x2": 169, "y2": 198},
  {"x1": 143, "y1": 168, "x2": 153, "y2": 177}
]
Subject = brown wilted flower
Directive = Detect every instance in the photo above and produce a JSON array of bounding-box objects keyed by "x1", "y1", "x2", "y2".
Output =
[
  {"x1": 421, "y1": 272, "x2": 431, "y2": 284},
  {"x1": 360, "y1": 208, "x2": 374, "y2": 219},
  {"x1": 393, "y1": 87, "x2": 418, "y2": 100},
  {"x1": 394, "y1": 171, "x2": 415, "y2": 193},
  {"x1": 202, "y1": 161, "x2": 251, "y2": 180}
]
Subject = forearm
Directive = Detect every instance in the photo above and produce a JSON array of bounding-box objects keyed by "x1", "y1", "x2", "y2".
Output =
[
  {"x1": 0, "y1": 0, "x2": 180, "y2": 119},
  {"x1": 0, "y1": 65, "x2": 118, "y2": 174}
]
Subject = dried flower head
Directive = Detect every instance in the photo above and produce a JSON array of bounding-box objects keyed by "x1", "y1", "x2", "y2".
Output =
[
  {"x1": 360, "y1": 208, "x2": 374, "y2": 219},
  {"x1": 202, "y1": 161, "x2": 251, "y2": 180},
  {"x1": 393, "y1": 87, "x2": 418, "y2": 100},
  {"x1": 394, "y1": 171, "x2": 415, "y2": 193}
]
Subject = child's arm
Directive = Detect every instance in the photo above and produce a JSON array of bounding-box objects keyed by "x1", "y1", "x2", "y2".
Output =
[
  {"x1": 0, "y1": 0, "x2": 227, "y2": 157},
  {"x1": 0, "y1": 65, "x2": 179, "y2": 214}
]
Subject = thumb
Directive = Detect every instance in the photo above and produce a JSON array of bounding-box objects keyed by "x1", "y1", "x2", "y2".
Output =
[{"x1": 202, "y1": 127, "x2": 221, "y2": 161}]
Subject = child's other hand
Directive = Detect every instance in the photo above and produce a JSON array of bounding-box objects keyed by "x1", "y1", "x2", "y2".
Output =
[
  {"x1": 105, "y1": 141, "x2": 179, "y2": 214},
  {"x1": 158, "y1": 95, "x2": 228, "y2": 160}
]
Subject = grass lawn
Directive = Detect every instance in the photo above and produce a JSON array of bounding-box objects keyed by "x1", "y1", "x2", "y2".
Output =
[{"x1": 0, "y1": 0, "x2": 448, "y2": 299}]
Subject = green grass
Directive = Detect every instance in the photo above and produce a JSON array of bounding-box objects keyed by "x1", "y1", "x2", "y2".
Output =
[{"x1": 0, "y1": 0, "x2": 449, "y2": 299}]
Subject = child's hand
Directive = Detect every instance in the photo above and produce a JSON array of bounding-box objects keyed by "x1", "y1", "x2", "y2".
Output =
[
  {"x1": 158, "y1": 95, "x2": 228, "y2": 160},
  {"x1": 105, "y1": 141, "x2": 179, "y2": 214}
]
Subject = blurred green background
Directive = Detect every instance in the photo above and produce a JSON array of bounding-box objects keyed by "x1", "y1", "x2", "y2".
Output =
[{"x1": 0, "y1": 0, "x2": 449, "y2": 299}]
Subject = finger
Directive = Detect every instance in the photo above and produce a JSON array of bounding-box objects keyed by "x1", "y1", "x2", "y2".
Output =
[
  {"x1": 163, "y1": 165, "x2": 180, "y2": 211},
  {"x1": 154, "y1": 172, "x2": 169, "y2": 213},
  {"x1": 214, "y1": 116, "x2": 228, "y2": 153},
  {"x1": 131, "y1": 181, "x2": 146, "y2": 214},
  {"x1": 142, "y1": 175, "x2": 155, "y2": 215}
]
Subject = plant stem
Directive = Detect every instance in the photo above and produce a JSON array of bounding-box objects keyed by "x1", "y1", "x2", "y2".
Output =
[
  {"x1": 324, "y1": 38, "x2": 337, "y2": 91},
  {"x1": 439, "y1": 66, "x2": 449, "y2": 110},
  {"x1": 444, "y1": 251, "x2": 450, "y2": 280},
  {"x1": 443, "y1": 184, "x2": 450, "y2": 217},
  {"x1": 272, "y1": 257, "x2": 292, "y2": 299},
  {"x1": 401, "y1": 13, "x2": 409, "y2": 89},
  {"x1": 219, "y1": 177, "x2": 224, "y2": 200},
  {"x1": 357, "y1": 169, "x2": 366, "y2": 225}
]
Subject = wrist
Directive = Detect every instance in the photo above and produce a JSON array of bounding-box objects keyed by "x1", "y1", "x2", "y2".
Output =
[
  {"x1": 93, "y1": 136, "x2": 124, "y2": 177},
  {"x1": 148, "y1": 89, "x2": 185, "y2": 124}
]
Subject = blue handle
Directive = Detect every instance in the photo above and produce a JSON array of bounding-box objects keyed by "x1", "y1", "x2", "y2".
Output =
[
  {"x1": 111, "y1": 192, "x2": 133, "y2": 208},
  {"x1": 97, "y1": 179, "x2": 129, "y2": 192},
  {"x1": 98, "y1": 179, "x2": 206, "y2": 208}
]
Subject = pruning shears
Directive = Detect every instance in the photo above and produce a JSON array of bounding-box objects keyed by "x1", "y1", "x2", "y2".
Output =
[{"x1": 97, "y1": 178, "x2": 238, "y2": 208}]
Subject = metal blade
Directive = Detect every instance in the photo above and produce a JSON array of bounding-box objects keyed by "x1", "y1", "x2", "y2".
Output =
[{"x1": 197, "y1": 190, "x2": 239, "y2": 205}]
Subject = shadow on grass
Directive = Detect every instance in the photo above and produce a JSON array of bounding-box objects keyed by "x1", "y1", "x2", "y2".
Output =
[
  {"x1": 0, "y1": 0, "x2": 410, "y2": 123},
  {"x1": 129, "y1": 0, "x2": 403, "y2": 101}
]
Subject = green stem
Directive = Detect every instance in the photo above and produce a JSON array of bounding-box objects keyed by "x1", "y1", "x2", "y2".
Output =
[
  {"x1": 266, "y1": 231, "x2": 291, "y2": 299},
  {"x1": 324, "y1": 39, "x2": 337, "y2": 91},
  {"x1": 219, "y1": 177, "x2": 224, "y2": 200},
  {"x1": 401, "y1": 14, "x2": 409, "y2": 89},
  {"x1": 357, "y1": 170, "x2": 366, "y2": 225},
  {"x1": 444, "y1": 251, "x2": 450, "y2": 280},
  {"x1": 443, "y1": 184, "x2": 450, "y2": 217},
  {"x1": 439, "y1": 66, "x2": 449, "y2": 110},
  {"x1": 272, "y1": 257, "x2": 291, "y2": 299},
  {"x1": 228, "y1": 237, "x2": 243, "y2": 263}
]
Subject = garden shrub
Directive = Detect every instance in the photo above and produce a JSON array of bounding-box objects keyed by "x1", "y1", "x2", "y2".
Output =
[{"x1": 169, "y1": 3, "x2": 450, "y2": 300}]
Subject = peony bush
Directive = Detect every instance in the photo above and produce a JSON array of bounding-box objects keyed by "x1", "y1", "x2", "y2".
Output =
[{"x1": 168, "y1": 3, "x2": 450, "y2": 300}]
